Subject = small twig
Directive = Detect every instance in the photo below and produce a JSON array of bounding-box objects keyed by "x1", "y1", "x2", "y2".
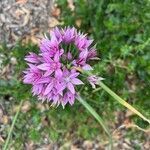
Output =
[
  {"x1": 126, "y1": 124, "x2": 150, "y2": 133},
  {"x1": 113, "y1": 123, "x2": 150, "y2": 135}
]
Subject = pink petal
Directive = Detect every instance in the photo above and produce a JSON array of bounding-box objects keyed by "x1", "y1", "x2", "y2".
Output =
[
  {"x1": 23, "y1": 78, "x2": 32, "y2": 84},
  {"x1": 37, "y1": 63, "x2": 50, "y2": 70},
  {"x1": 41, "y1": 52, "x2": 53, "y2": 62},
  {"x1": 27, "y1": 63, "x2": 37, "y2": 69},
  {"x1": 86, "y1": 39, "x2": 93, "y2": 47},
  {"x1": 36, "y1": 77, "x2": 51, "y2": 84},
  {"x1": 71, "y1": 78, "x2": 84, "y2": 85},
  {"x1": 89, "y1": 82, "x2": 96, "y2": 89},
  {"x1": 51, "y1": 27, "x2": 62, "y2": 41},
  {"x1": 24, "y1": 57, "x2": 39, "y2": 64},
  {"x1": 60, "y1": 49, "x2": 64, "y2": 55},
  {"x1": 69, "y1": 72, "x2": 79, "y2": 79},
  {"x1": 52, "y1": 95, "x2": 59, "y2": 104},
  {"x1": 25, "y1": 53, "x2": 40, "y2": 64},
  {"x1": 82, "y1": 64, "x2": 93, "y2": 70},
  {"x1": 44, "y1": 70, "x2": 54, "y2": 77},
  {"x1": 47, "y1": 92, "x2": 52, "y2": 101},
  {"x1": 56, "y1": 84, "x2": 66, "y2": 94},
  {"x1": 79, "y1": 49, "x2": 88, "y2": 59},
  {"x1": 63, "y1": 96, "x2": 68, "y2": 106},
  {"x1": 32, "y1": 84, "x2": 43, "y2": 95},
  {"x1": 55, "y1": 69, "x2": 62, "y2": 79},
  {"x1": 44, "y1": 82, "x2": 54, "y2": 95},
  {"x1": 54, "y1": 51, "x2": 60, "y2": 62},
  {"x1": 67, "y1": 92, "x2": 75, "y2": 105},
  {"x1": 67, "y1": 52, "x2": 72, "y2": 60},
  {"x1": 67, "y1": 82, "x2": 75, "y2": 94},
  {"x1": 63, "y1": 69, "x2": 69, "y2": 76}
]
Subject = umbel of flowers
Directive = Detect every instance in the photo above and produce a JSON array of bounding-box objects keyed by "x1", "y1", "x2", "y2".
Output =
[{"x1": 23, "y1": 27, "x2": 101, "y2": 107}]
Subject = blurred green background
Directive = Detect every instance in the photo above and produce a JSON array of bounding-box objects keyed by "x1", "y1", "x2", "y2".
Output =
[{"x1": 0, "y1": 0, "x2": 150, "y2": 149}]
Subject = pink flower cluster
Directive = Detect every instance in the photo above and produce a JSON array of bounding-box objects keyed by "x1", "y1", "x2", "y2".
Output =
[{"x1": 23, "y1": 27, "x2": 98, "y2": 107}]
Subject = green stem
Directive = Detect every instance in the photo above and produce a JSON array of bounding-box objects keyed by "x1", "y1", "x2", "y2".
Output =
[
  {"x1": 3, "y1": 100, "x2": 23, "y2": 150},
  {"x1": 77, "y1": 95, "x2": 113, "y2": 150},
  {"x1": 99, "y1": 82, "x2": 150, "y2": 124}
]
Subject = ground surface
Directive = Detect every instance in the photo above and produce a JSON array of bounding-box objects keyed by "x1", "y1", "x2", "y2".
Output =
[
  {"x1": 0, "y1": 0, "x2": 150, "y2": 149},
  {"x1": 0, "y1": 0, "x2": 58, "y2": 47}
]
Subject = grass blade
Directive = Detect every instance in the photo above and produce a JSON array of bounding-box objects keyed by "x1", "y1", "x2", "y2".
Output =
[
  {"x1": 3, "y1": 100, "x2": 23, "y2": 150},
  {"x1": 99, "y1": 82, "x2": 150, "y2": 124}
]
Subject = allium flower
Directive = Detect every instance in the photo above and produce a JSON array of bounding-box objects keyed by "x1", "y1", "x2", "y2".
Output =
[
  {"x1": 23, "y1": 27, "x2": 99, "y2": 107},
  {"x1": 87, "y1": 75, "x2": 104, "y2": 89}
]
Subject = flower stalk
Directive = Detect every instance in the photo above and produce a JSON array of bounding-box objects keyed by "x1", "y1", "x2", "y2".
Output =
[
  {"x1": 77, "y1": 95, "x2": 113, "y2": 149},
  {"x1": 99, "y1": 81, "x2": 150, "y2": 124}
]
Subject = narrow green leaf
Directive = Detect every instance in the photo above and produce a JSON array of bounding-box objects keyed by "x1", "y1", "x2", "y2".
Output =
[
  {"x1": 77, "y1": 95, "x2": 113, "y2": 149},
  {"x1": 3, "y1": 100, "x2": 23, "y2": 150},
  {"x1": 99, "y1": 82, "x2": 150, "y2": 124}
]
